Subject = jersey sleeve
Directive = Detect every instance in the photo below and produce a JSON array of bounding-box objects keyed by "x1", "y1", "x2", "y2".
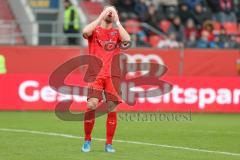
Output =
[{"x1": 83, "y1": 28, "x2": 96, "y2": 40}]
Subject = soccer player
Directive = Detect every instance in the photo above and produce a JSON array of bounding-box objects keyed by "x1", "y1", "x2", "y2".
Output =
[{"x1": 81, "y1": 6, "x2": 130, "y2": 153}]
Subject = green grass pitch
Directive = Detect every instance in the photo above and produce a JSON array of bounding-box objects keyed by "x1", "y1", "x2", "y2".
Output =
[{"x1": 0, "y1": 112, "x2": 240, "y2": 160}]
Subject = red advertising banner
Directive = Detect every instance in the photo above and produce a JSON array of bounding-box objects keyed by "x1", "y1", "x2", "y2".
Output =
[
  {"x1": 0, "y1": 46, "x2": 82, "y2": 74},
  {"x1": 1, "y1": 46, "x2": 239, "y2": 76},
  {"x1": 183, "y1": 49, "x2": 240, "y2": 76},
  {"x1": 0, "y1": 74, "x2": 239, "y2": 112},
  {"x1": 0, "y1": 46, "x2": 239, "y2": 112}
]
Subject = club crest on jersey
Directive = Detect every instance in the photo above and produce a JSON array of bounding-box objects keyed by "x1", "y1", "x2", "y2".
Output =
[{"x1": 110, "y1": 31, "x2": 118, "y2": 36}]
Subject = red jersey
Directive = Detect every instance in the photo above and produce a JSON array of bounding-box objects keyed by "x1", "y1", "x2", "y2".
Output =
[{"x1": 86, "y1": 26, "x2": 121, "y2": 78}]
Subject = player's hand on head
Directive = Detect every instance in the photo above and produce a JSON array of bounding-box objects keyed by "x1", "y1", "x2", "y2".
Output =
[
  {"x1": 108, "y1": 7, "x2": 119, "y2": 22},
  {"x1": 113, "y1": 9, "x2": 119, "y2": 22},
  {"x1": 99, "y1": 7, "x2": 110, "y2": 21},
  {"x1": 103, "y1": 6, "x2": 114, "y2": 15}
]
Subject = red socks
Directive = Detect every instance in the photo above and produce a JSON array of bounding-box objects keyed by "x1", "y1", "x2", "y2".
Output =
[
  {"x1": 106, "y1": 112, "x2": 117, "y2": 144},
  {"x1": 84, "y1": 111, "x2": 117, "y2": 144},
  {"x1": 84, "y1": 109, "x2": 95, "y2": 141}
]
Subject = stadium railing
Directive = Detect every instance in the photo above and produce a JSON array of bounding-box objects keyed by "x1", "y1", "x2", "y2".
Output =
[{"x1": 8, "y1": 0, "x2": 38, "y2": 45}]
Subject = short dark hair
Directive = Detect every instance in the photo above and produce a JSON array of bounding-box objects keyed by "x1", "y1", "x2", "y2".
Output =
[{"x1": 64, "y1": 0, "x2": 71, "y2": 3}]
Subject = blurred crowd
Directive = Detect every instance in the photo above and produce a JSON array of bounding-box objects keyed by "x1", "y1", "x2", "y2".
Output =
[{"x1": 106, "y1": 0, "x2": 240, "y2": 49}]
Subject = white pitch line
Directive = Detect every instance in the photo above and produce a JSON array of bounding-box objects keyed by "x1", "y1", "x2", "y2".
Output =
[{"x1": 0, "y1": 128, "x2": 240, "y2": 157}]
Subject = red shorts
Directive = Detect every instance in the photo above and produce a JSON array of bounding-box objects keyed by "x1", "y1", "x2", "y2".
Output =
[{"x1": 87, "y1": 76, "x2": 122, "y2": 103}]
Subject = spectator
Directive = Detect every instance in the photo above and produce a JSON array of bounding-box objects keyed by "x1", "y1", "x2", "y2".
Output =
[
  {"x1": 108, "y1": 0, "x2": 118, "y2": 6},
  {"x1": 91, "y1": 0, "x2": 104, "y2": 2},
  {"x1": 202, "y1": 20, "x2": 215, "y2": 42},
  {"x1": 112, "y1": 0, "x2": 239, "y2": 48},
  {"x1": 134, "y1": 0, "x2": 148, "y2": 21},
  {"x1": 193, "y1": 3, "x2": 211, "y2": 29},
  {"x1": 63, "y1": 0, "x2": 80, "y2": 45},
  {"x1": 0, "y1": 55, "x2": 7, "y2": 74},
  {"x1": 206, "y1": 0, "x2": 221, "y2": 13},
  {"x1": 186, "y1": 33, "x2": 197, "y2": 48},
  {"x1": 165, "y1": 5, "x2": 178, "y2": 21},
  {"x1": 209, "y1": 36, "x2": 225, "y2": 48},
  {"x1": 214, "y1": 0, "x2": 237, "y2": 24},
  {"x1": 117, "y1": 0, "x2": 137, "y2": 20},
  {"x1": 233, "y1": 0, "x2": 240, "y2": 22},
  {"x1": 217, "y1": 26, "x2": 228, "y2": 47},
  {"x1": 168, "y1": 16, "x2": 185, "y2": 42},
  {"x1": 136, "y1": 30, "x2": 151, "y2": 47},
  {"x1": 226, "y1": 35, "x2": 240, "y2": 48},
  {"x1": 117, "y1": 0, "x2": 135, "y2": 12},
  {"x1": 155, "y1": 0, "x2": 178, "y2": 6},
  {"x1": 158, "y1": 0, "x2": 178, "y2": 21},
  {"x1": 156, "y1": 3, "x2": 166, "y2": 20},
  {"x1": 145, "y1": 4, "x2": 162, "y2": 34},
  {"x1": 157, "y1": 33, "x2": 180, "y2": 48},
  {"x1": 180, "y1": 0, "x2": 205, "y2": 10},
  {"x1": 179, "y1": 3, "x2": 193, "y2": 24},
  {"x1": 185, "y1": 19, "x2": 198, "y2": 39},
  {"x1": 184, "y1": 19, "x2": 198, "y2": 47},
  {"x1": 196, "y1": 30, "x2": 210, "y2": 48}
]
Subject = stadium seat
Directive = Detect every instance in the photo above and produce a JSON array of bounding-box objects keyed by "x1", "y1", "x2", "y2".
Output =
[
  {"x1": 223, "y1": 22, "x2": 238, "y2": 35},
  {"x1": 159, "y1": 20, "x2": 171, "y2": 33},
  {"x1": 236, "y1": 36, "x2": 240, "y2": 43},
  {"x1": 0, "y1": 0, "x2": 24, "y2": 44},
  {"x1": 80, "y1": 1, "x2": 103, "y2": 22},
  {"x1": 236, "y1": 24, "x2": 240, "y2": 43},
  {"x1": 124, "y1": 19, "x2": 141, "y2": 34},
  {"x1": 213, "y1": 21, "x2": 221, "y2": 33},
  {"x1": 0, "y1": 0, "x2": 14, "y2": 20},
  {"x1": 149, "y1": 35, "x2": 162, "y2": 47}
]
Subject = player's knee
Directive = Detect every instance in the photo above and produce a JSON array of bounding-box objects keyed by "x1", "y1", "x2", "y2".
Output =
[
  {"x1": 107, "y1": 101, "x2": 118, "y2": 112},
  {"x1": 87, "y1": 100, "x2": 98, "y2": 110}
]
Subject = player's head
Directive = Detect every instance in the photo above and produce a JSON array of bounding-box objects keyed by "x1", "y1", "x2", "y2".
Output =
[
  {"x1": 64, "y1": 0, "x2": 72, "y2": 8},
  {"x1": 103, "y1": 6, "x2": 117, "y2": 24}
]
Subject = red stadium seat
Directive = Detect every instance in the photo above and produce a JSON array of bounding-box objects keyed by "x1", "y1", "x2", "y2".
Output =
[
  {"x1": 236, "y1": 36, "x2": 240, "y2": 43},
  {"x1": 159, "y1": 20, "x2": 171, "y2": 33},
  {"x1": 80, "y1": 1, "x2": 103, "y2": 22},
  {"x1": 0, "y1": 0, "x2": 24, "y2": 44},
  {"x1": 213, "y1": 21, "x2": 221, "y2": 33},
  {"x1": 124, "y1": 19, "x2": 141, "y2": 34},
  {"x1": 236, "y1": 24, "x2": 240, "y2": 43},
  {"x1": 223, "y1": 22, "x2": 238, "y2": 34},
  {"x1": 149, "y1": 35, "x2": 162, "y2": 47}
]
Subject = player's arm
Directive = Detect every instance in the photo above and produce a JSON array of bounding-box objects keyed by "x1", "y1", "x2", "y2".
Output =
[
  {"x1": 82, "y1": 18, "x2": 101, "y2": 39},
  {"x1": 111, "y1": 8, "x2": 131, "y2": 42},
  {"x1": 116, "y1": 22, "x2": 131, "y2": 42},
  {"x1": 82, "y1": 8, "x2": 108, "y2": 38}
]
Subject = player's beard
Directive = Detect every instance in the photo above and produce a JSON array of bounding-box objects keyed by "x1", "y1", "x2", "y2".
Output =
[{"x1": 105, "y1": 17, "x2": 113, "y2": 24}]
